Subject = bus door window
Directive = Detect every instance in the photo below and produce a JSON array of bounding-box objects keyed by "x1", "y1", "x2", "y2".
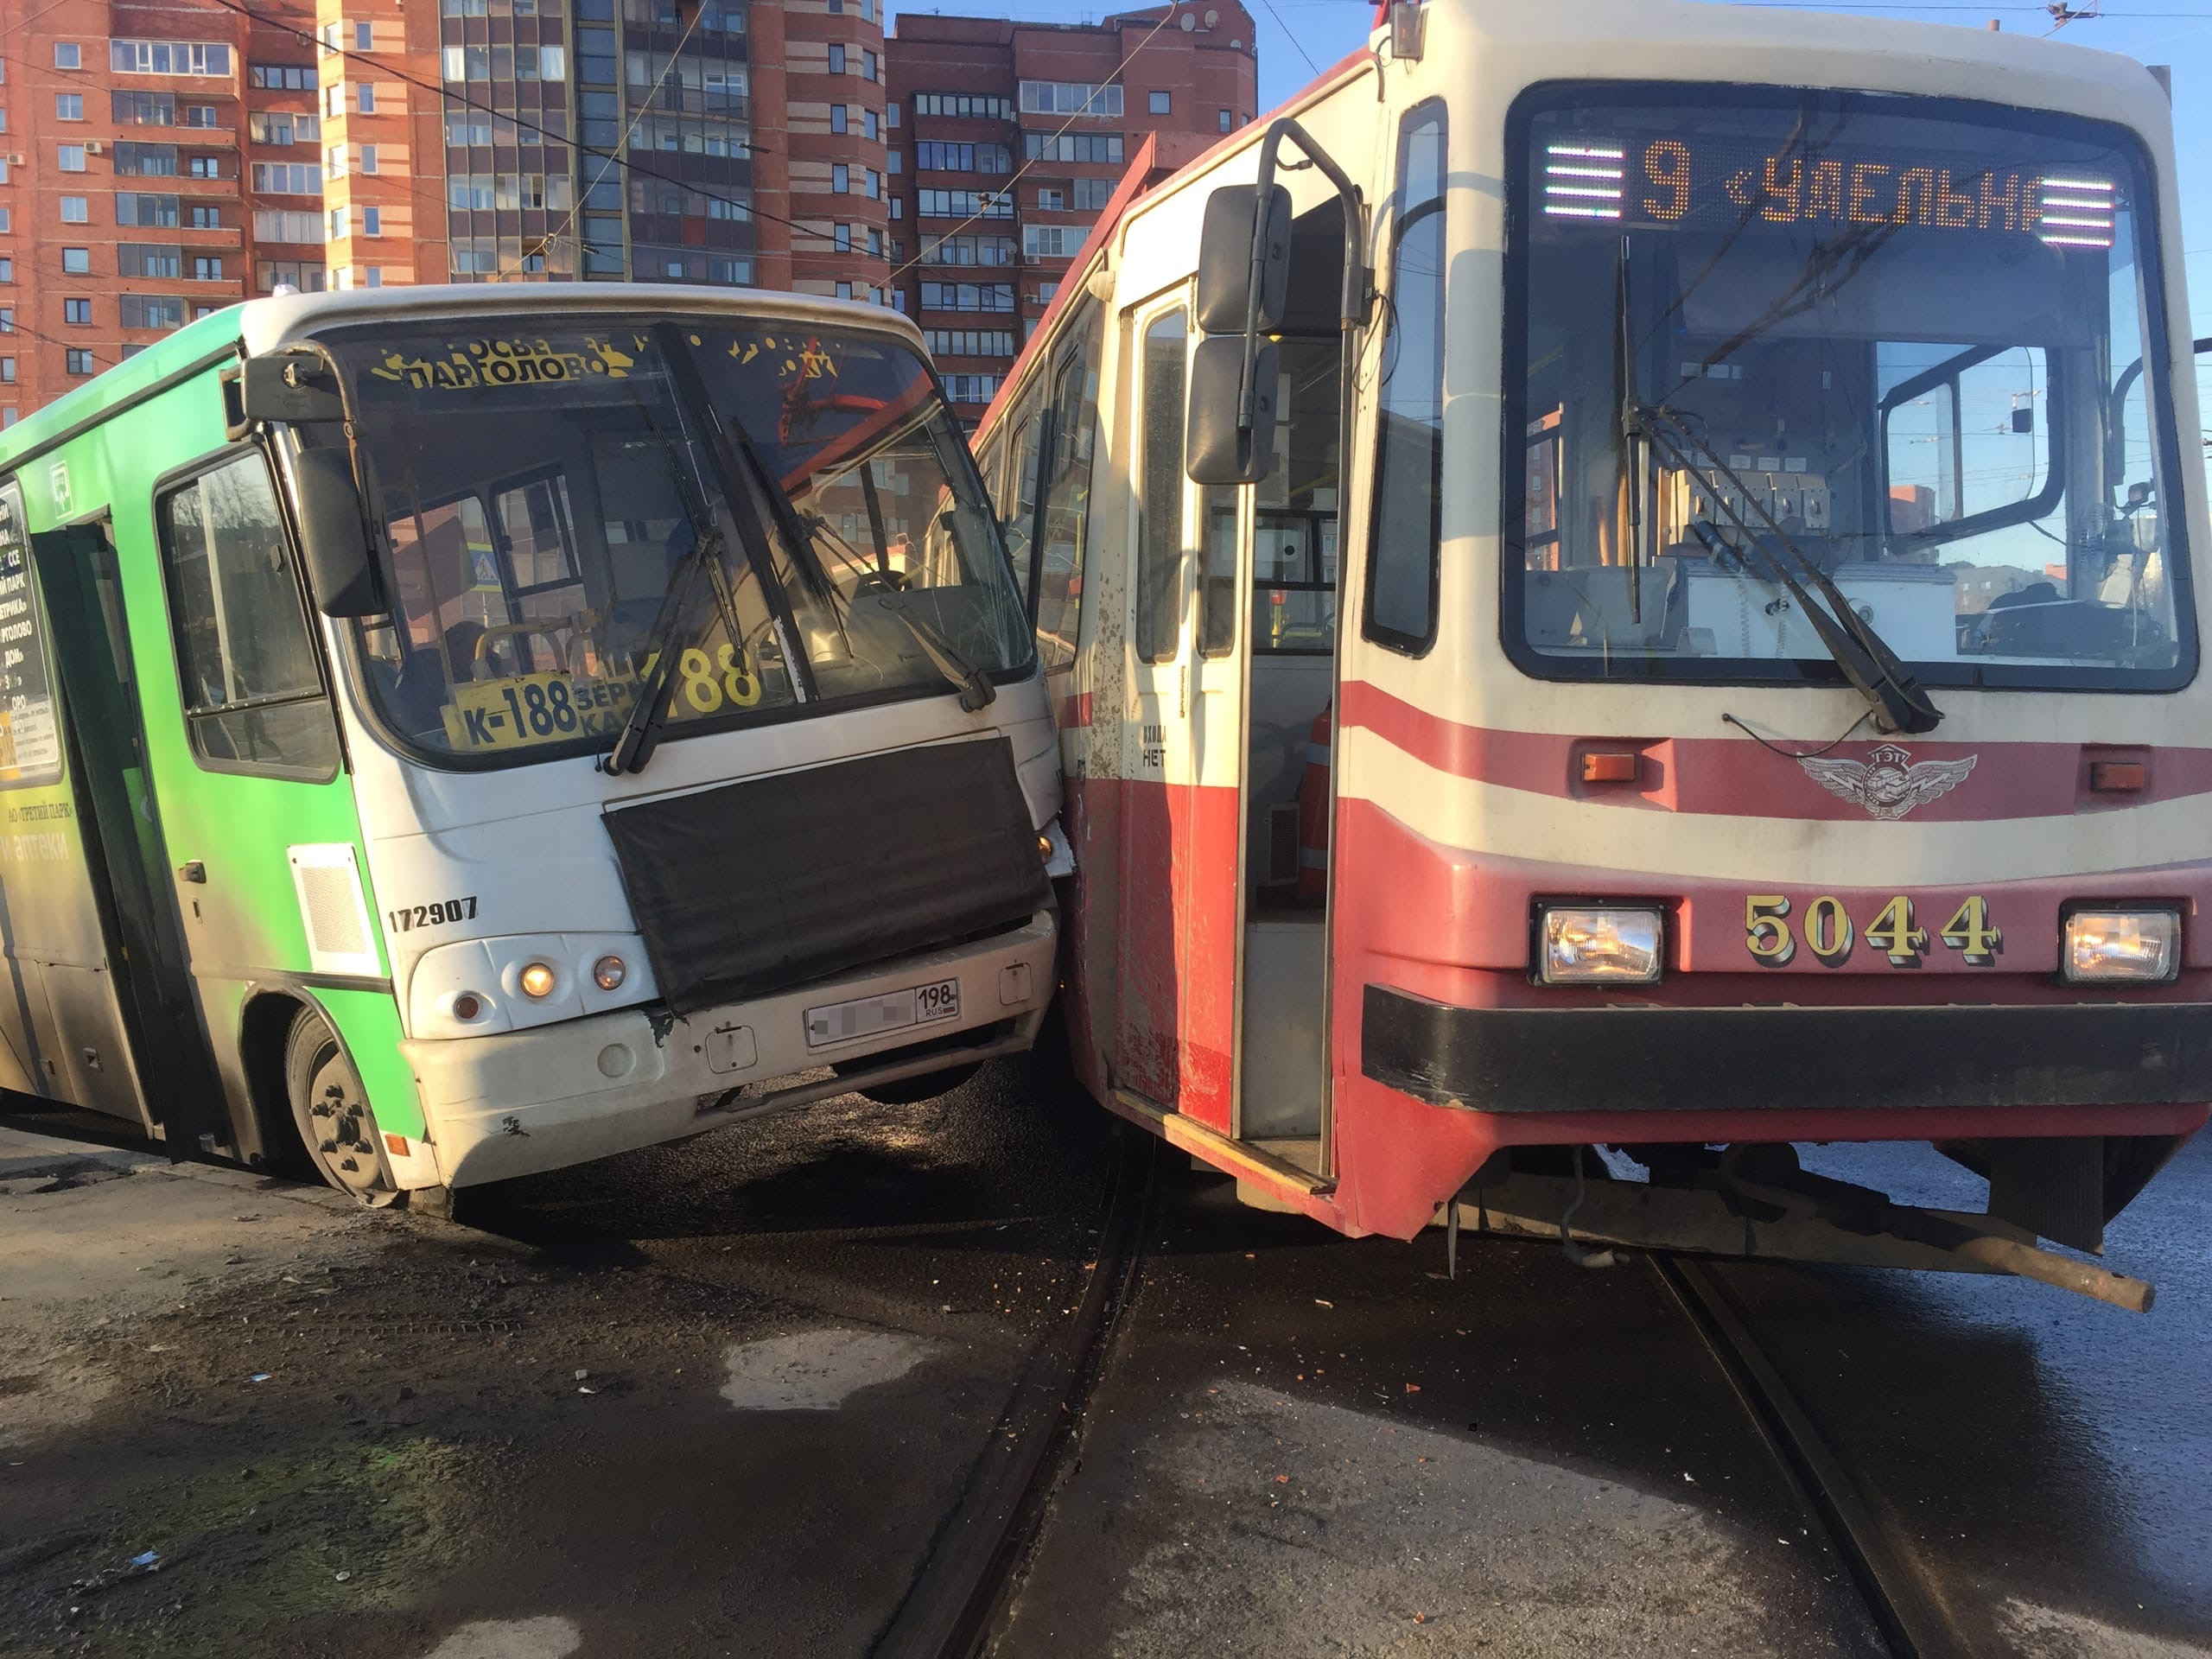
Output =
[
  {"x1": 158, "y1": 454, "x2": 340, "y2": 777},
  {"x1": 1035, "y1": 303, "x2": 1104, "y2": 674}
]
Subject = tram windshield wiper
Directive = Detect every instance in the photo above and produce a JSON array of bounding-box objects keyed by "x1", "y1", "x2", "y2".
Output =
[{"x1": 1636, "y1": 403, "x2": 1942, "y2": 735}]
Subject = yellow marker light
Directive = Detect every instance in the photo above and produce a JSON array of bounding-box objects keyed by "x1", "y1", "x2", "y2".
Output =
[
  {"x1": 593, "y1": 954, "x2": 627, "y2": 992},
  {"x1": 518, "y1": 962, "x2": 558, "y2": 999},
  {"x1": 1539, "y1": 906, "x2": 1664, "y2": 986},
  {"x1": 2062, "y1": 909, "x2": 2178, "y2": 984}
]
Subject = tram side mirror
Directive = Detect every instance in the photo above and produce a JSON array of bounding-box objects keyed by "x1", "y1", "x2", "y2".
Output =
[
  {"x1": 289, "y1": 446, "x2": 385, "y2": 618},
  {"x1": 237, "y1": 354, "x2": 345, "y2": 427},
  {"x1": 1185, "y1": 336, "x2": 1278, "y2": 486},
  {"x1": 1196, "y1": 183, "x2": 1292, "y2": 334}
]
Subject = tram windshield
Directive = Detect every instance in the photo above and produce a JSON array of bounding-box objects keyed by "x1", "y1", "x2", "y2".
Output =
[
  {"x1": 1507, "y1": 87, "x2": 2192, "y2": 690},
  {"x1": 323, "y1": 315, "x2": 1032, "y2": 763}
]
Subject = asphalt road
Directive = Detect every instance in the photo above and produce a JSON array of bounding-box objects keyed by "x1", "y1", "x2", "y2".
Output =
[{"x1": 3, "y1": 1065, "x2": 2207, "y2": 1659}]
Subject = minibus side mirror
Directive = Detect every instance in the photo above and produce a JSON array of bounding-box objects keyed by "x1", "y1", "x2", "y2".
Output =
[
  {"x1": 237, "y1": 353, "x2": 345, "y2": 426},
  {"x1": 289, "y1": 446, "x2": 386, "y2": 618},
  {"x1": 1186, "y1": 336, "x2": 1278, "y2": 486},
  {"x1": 1196, "y1": 183, "x2": 1292, "y2": 334}
]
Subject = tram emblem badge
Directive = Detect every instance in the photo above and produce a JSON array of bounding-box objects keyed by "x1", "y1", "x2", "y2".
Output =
[{"x1": 1798, "y1": 744, "x2": 1977, "y2": 821}]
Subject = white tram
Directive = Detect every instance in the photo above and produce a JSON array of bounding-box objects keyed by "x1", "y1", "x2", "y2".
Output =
[{"x1": 977, "y1": 0, "x2": 2210, "y2": 1303}]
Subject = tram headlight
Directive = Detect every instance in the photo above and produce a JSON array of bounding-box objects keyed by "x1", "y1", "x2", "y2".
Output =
[
  {"x1": 1538, "y1": 905, "x2": 1664, "y2": 986},
  {"x1": 518, "y1": 961, "x2": 558, "y2": 999},
  {"x1": 2062, "y1": 908, "x2": 2178, "y2": 984},
  {"x1": 593, "y1": 954, "x2": 627, "y2": 992}
]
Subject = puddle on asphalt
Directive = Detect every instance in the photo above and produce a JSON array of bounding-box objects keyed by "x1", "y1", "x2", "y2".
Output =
[
  {"x1": 719, "y1": 1328, "x2": 933, "y2": 1411},
  {"x1": 420, "y1": 1615, "x2": 583, "y2": 1659}
]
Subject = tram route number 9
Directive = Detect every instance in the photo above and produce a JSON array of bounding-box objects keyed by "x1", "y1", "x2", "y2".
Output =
[
  {"x1": 1744, "y1": 893, "x2": 2001, "y2": 968},
  {"x1": 442, "y1": 647, "x2": 763, "y2": 752}
]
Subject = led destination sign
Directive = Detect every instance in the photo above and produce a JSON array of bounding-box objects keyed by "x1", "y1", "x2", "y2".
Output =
[{"x1": 1541, "y1": 136, "x2": 2116, "y2": 249}]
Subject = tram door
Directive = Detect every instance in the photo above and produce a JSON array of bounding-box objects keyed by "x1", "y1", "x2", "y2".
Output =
[{"x1": 1114, "y1": 301, "x2": 1249, "y2": 1134}]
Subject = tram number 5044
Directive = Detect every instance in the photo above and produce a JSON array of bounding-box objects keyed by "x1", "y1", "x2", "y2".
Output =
[{"x1": 1744, "y1": 893, "x2": 2001, "y2": 968}]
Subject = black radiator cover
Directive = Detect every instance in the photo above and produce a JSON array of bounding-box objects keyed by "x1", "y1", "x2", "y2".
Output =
[{"x1": 603, "y1": 736, "x2": 1050, "y2": 1014}]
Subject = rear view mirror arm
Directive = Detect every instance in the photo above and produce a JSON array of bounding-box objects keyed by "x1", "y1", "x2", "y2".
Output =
[{"x1": 1236, "y1": 118, "x2": 1370, "y2": 439}]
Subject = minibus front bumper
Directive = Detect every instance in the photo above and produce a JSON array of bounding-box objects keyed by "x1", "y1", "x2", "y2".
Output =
[{"x1": 405, "y1": 910, "x2": 1057, "y2": 1187}]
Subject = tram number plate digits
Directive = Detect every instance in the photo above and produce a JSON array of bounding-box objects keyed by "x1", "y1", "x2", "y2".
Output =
[
  {"x1": 804, "y1": 977, "x2": 962, "y2": 1050},
  {"x1": 1743, "y1": 893, "x2": 2000, "y2": 968}
]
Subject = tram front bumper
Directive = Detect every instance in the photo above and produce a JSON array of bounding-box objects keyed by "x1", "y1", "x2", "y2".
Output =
[
  {"x1": 404, "y1": 910, "x2": 1057, "y2": 1187},
  {"x1": 1362, "y1": 987, "x2": 2212, "y2": 1115}
]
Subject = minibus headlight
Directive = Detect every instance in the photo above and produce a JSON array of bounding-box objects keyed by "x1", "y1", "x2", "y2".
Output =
[
  {"x1": 2062, "y1": 909, "x2": 2178, "y2": 984},
  {"x1": 1539, "y1": 905, "x2": 1663, "y2": 985},
  {"x1": 518, "y1": 962, "x2": 557, "y2": 999},
  {"x1": 593, "y1": 954, "x2": 627, "y2": 992}
]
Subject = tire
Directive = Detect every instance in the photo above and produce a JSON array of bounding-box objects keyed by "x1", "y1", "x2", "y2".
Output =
[{"x1": 283, "y1": 1008, "x2": 401, "y2": 1207}]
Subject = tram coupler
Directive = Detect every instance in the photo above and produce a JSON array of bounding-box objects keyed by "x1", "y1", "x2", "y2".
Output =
[{"x1": 1444, "y1": 1158, "x2": 2154, "y2": 1313}]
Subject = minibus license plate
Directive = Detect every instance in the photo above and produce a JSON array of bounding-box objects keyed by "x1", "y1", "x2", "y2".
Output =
[{"x1": 804, "y1": 978, "x2": 960, "y2": 1050}]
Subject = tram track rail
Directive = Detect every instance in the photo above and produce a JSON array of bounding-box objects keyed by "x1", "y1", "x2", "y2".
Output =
[
  {"x1": 872, "y1": 1126, "x2": 1155, "y2": 1659},
  {"x1": 1653, "y1": 1252, "x2": 1974, "y2": 1659}
]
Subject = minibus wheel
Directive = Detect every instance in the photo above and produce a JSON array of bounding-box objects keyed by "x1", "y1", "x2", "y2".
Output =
[{"x1": 284, "y1": 1009, "x2": 401, "y2": 1207}]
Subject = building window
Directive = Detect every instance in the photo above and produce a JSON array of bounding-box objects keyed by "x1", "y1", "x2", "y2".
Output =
[
  {"x1": 364, "y1": 267, "x2": 381, "y2": 288},
  {"x1": 326, "y1": 144, "x2": 346, "y2": 180},
  {"x1": 888, "y1": 149, "x2": 902, "y2": 175},
  {"x1": 1019, "y1": 80, "x2": 1123, "y2": 117},
  {"x1": 832, "y1": 163, "x2": 849, "y2": 194},
  {"x1": 357, "y1": 21, "x2": 372, "y2": 49},
  {"x1": 1149, "y1": 90, "x2": 1171, "y2": 115},
  {"x1": 828, "y1": 43, "x2": 846, "y2": 73},
  {"x1": 363, "y1": 207, "x2": 381, "y2": 236},
  {"x1": 1023, "y1": 132, "x2": 1124, "y2": 165},
  {"x1": 67, "y1": 350, "x2": 95, "y2": 375},
  {"x1": 252, "y1": 162, "x2": 320, "y2": 194},
  {"x1": 866, "y1": 169, "x2": 880, "y2": 200},
  {"x1": 120, "y1": 295, "x2": 185, "y2": 329},
  {"x1": 251, "y1": 63, "x2": 315, "y2": 90},
  {"x1": 0, "y1": 261, "x2": 10, "y2": 283},
  {"x1": 330, "y1": 207, "x2": 348, "y2": 238},
  {"x1": 887, "y1": 102, "x2": 900, "y2": 128},
  {"x1": 918, "y1": 281, "x2": 1014, "y2": 313},
  {"x1": 360, "y1": 145, "x2": 378, "y2": 173},
  {"x1": 830, "y1": 105, "x2": 847, "y2": 135},
  {"x1": 114, "y1": 91, "x2": 175, "y2": 125},
  {"x1": 1036, "y1": 188, "x2": 1063, "y2": 212},
  {"x1": 358, "y1": 83, "x2": 376, "y2": 114},
  {"x1": 915, "y1": 142, "x2": 1013, "y2": 175},
  {"x1": 0, "y1": 360, "x2": 13, "y2": 383},
  {"x1": 257, "y1": 259, "x2": 326, "y2": 292},
  {"x1": 111, "y1": 40, "x2": 232, "y2": 77},
  {"x1": 1218, "y1": 108, "x2": 1232, "y2": 132},
  {"x1": 324, "y1": 84, "x2": 343, "y2": 118},
  {"x1": 55, "y1": 93, "x2": 83, "y2": 121},
  {"x1": 188, "y1": 156, "x2": 223, "y2": 180},
  {"x1": 0, "y1": 211, "x2": 9, "y2": 234},
  {"x1": 865, "y1": 108, "x2": 878, "y2": 142},
  {"x1": 118, "y1": 193, "x2": 181, "y2": 226},
  {"x1": 836, "y1": 281, "x2": 852, "y2": 300},
  {"x1": 1, "y1": 411, "x2": 15, "y2": 429},
  {"x1": 254, "y1": 209, "x2": 320, "y2": 241},
  {"x1": 834, "y1": 223, "x2": 851, "y2": 254},
  {"x1": 863, "y1": 49, "x2": 878, "y2": 80},
  {"x1": 62, "y1": 248, "x2": 91, "y2": 274},
  {"x1": 867, "y1": 226, "x2": 882, "y2": 257},
  {"x1": 193, "y1": 257, "x2": 223, "y2": 281},
  {"x1": 184, "y1": 105, "x2": 217, "y2": 127},
  {"x1": 1023, "y1": 225, "x2": 1079, "y2": 258},
  {"x1": 118, "y1": 245, "x2": 181, "y2": 277},
  {"x1": 65, "y1": 299, "x2": 92, "y2": 325},
  {"x1": 58, "y1": 144, "x2": 86, "y2": 172},
  {"x1": 889, "y1": 198, "x2": 902, "y2": 219},
  {"x1": 190, "y1": 205, "x2": 220, "y2": 228},
  {"x1": 0, "y1": 311, "x2": 10, "y2": 334},
  {"x1": 54, "y1": 43, "x2": 82, "y2": 70},
  {"x1": 943, "y1": 373, "x2": 999, "y2": 404},
  {"x1": 1073, "y1": 177, "x2": 1114, "y2": 212},
  {"x1": 918, "y1": 188, "x2": 1011, "y2": 219}
]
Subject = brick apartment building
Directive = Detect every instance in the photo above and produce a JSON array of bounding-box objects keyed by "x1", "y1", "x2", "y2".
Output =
[
  {"x1": 0, "y1": 0, "x2": 328, "y2": 424},
  {"x1": 0, "y1": 0, "x2": 1254, "y2": 423},
  {"x1": 886, "y1": 4, "x2": 1258, "y2": 411}
]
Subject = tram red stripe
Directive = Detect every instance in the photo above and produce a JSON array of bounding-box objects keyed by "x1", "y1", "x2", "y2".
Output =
[{"x1": 1336, "y1": 680, "x2": 2212, "y2": 823}]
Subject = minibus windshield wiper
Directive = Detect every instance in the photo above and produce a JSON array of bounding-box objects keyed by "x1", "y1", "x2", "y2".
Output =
[
  {"x1": 718, "y1": 414, "x2": 996, "y2": 713},
  {"x1": 604, "y1": 514, "x2": 721, "y2": 775},
  {"x1": 1635, "y1": 403, "x2": 1942, "y2": 734}
]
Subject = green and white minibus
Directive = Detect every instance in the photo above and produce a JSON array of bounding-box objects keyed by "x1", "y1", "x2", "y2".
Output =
[{"x1": 0, "y1": 285, "x2": 1065, "y2": 1205}]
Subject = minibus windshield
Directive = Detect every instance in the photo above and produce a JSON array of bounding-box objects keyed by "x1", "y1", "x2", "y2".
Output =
[
  {"x1": 1506, "y1": 87, "x2": 2193, "y2": 691},
  {"x1": 324, "y1": 315, "x2": 1033, "y2": 763}
]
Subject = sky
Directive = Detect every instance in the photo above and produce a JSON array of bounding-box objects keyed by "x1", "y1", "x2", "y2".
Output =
[{"x1": 885, "y1": 0, "x2": 2212, "y2": 445}]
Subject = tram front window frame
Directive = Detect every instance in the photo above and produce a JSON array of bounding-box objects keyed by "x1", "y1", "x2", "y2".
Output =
[{"x1": 1500, "y1": 83, "x2": 2196, "y2": 694}]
